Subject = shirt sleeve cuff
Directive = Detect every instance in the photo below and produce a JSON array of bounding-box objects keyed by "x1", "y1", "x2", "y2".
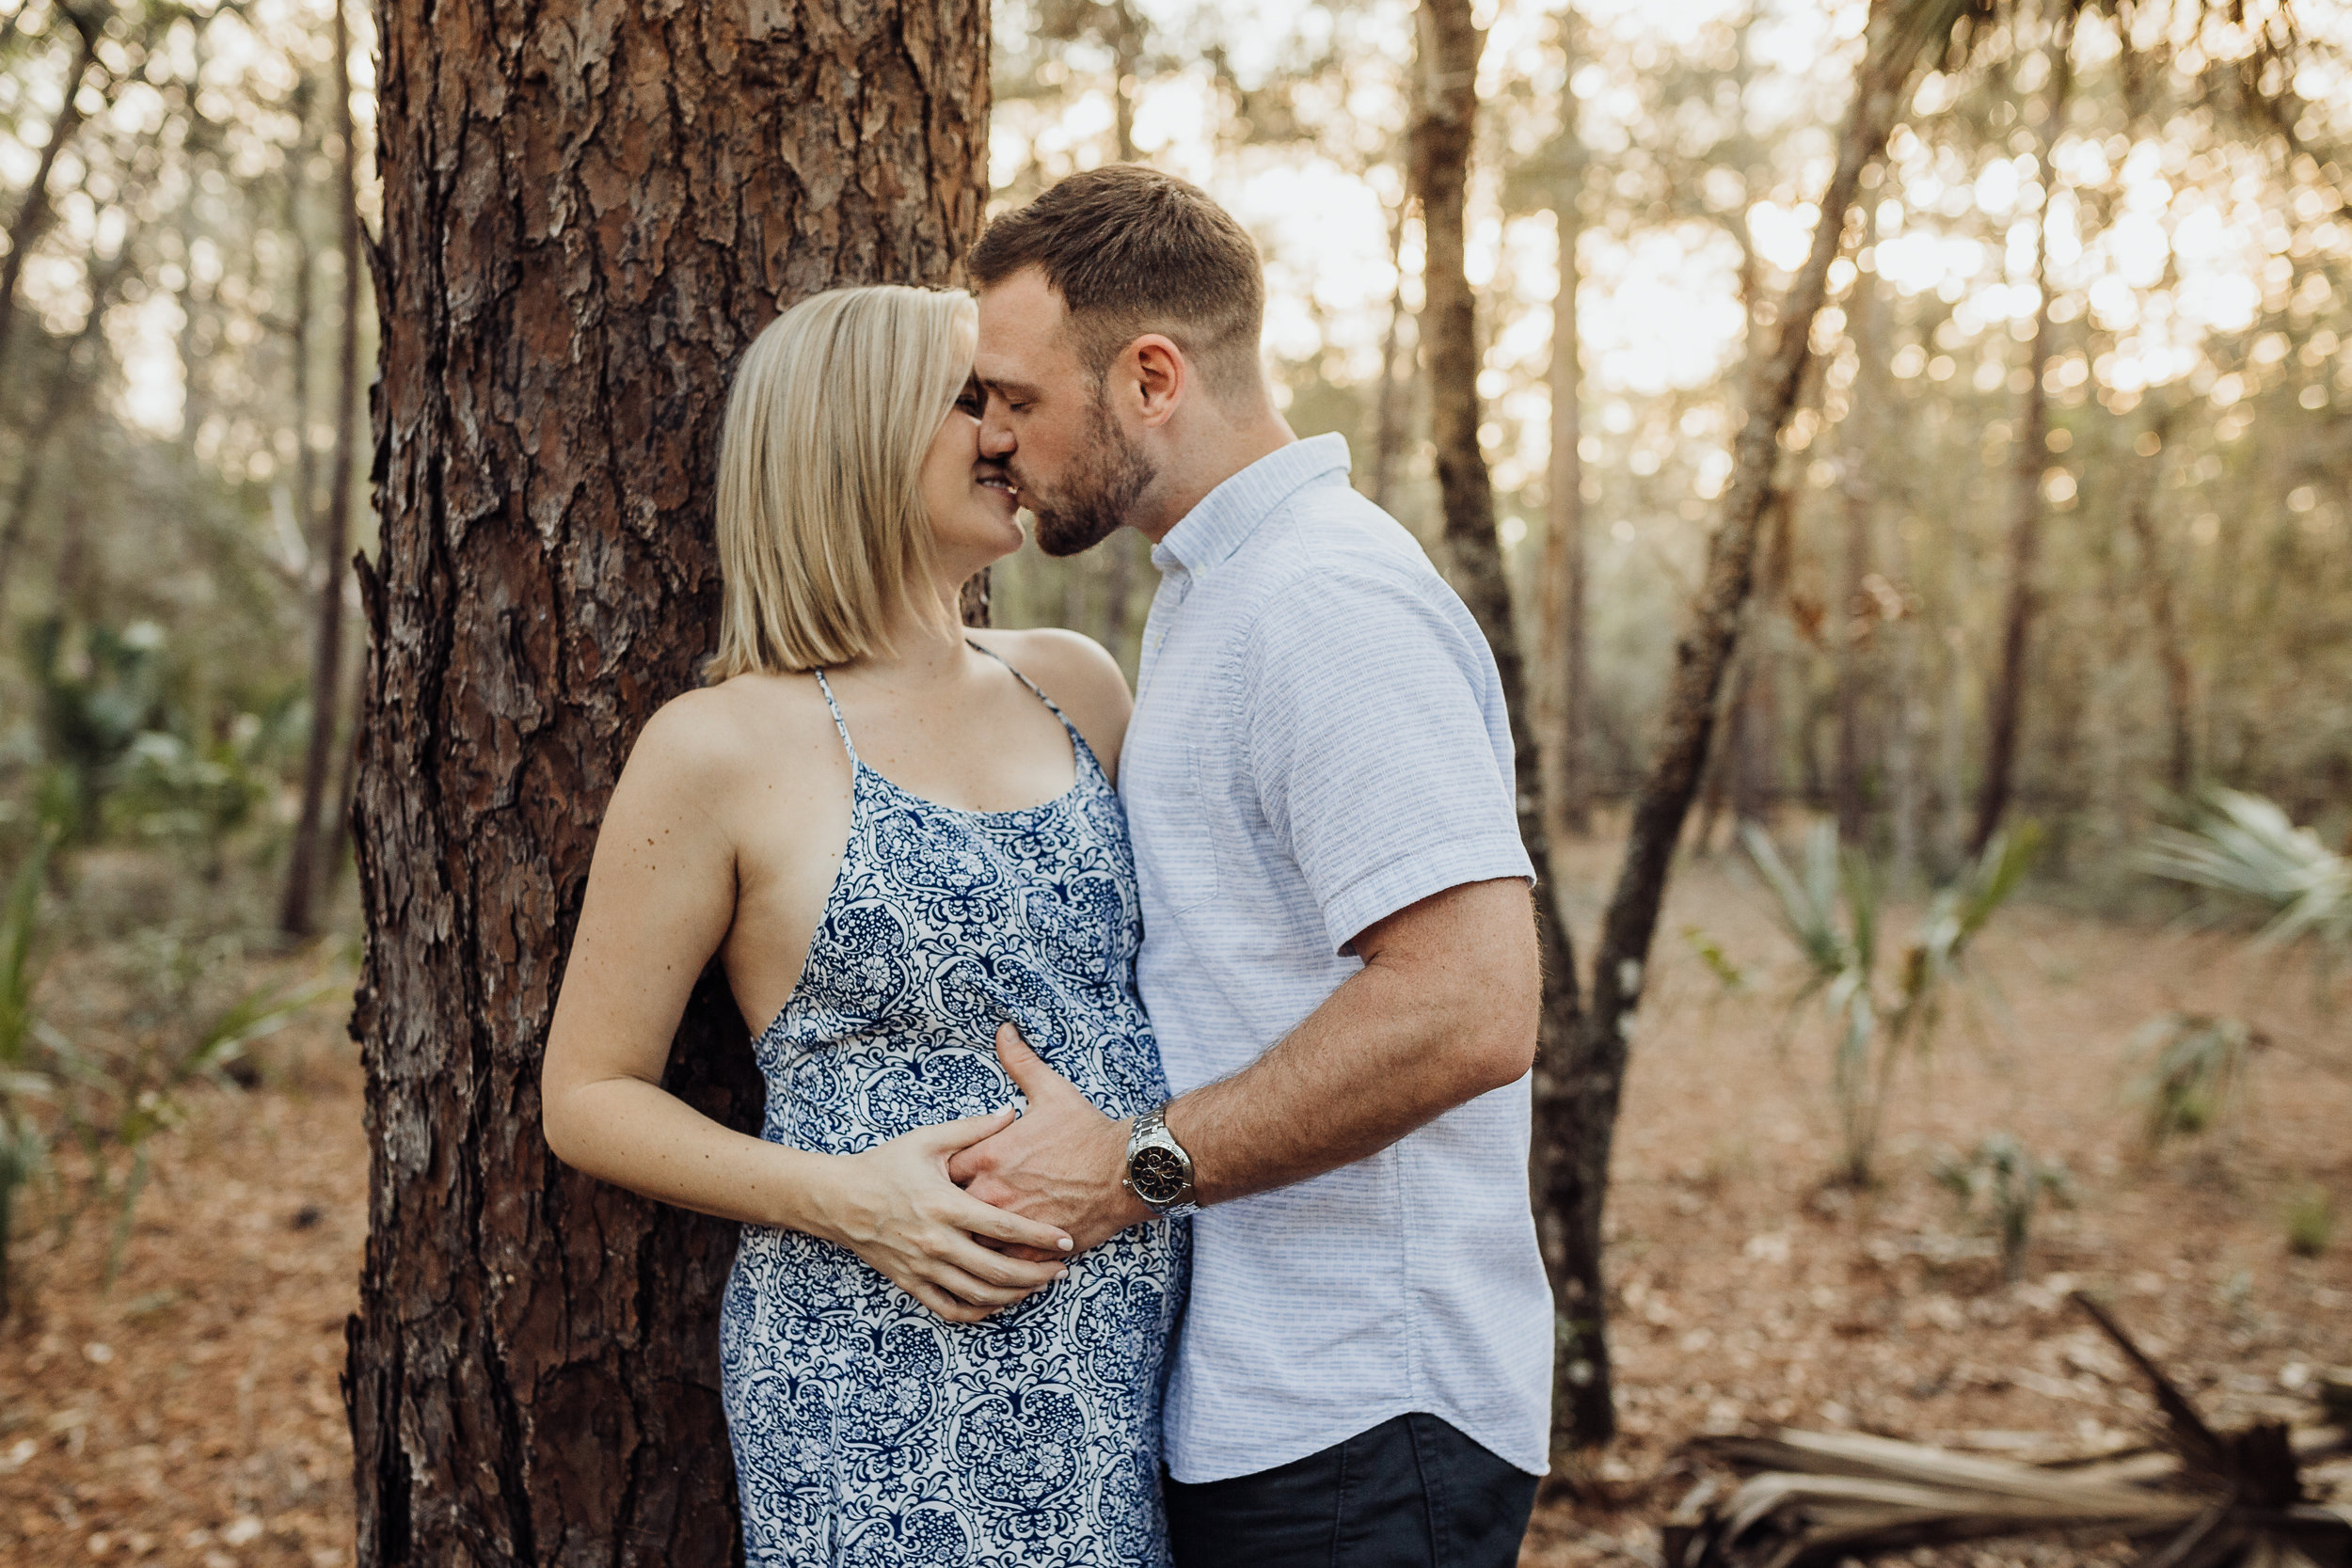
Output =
[{"x1": 1319, "y1": 837, "x2": 1537, "y2": 956}]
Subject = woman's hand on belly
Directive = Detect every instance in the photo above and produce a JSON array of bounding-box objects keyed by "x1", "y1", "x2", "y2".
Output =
[{"x1": 807, "y1": 1108, "x2": 1078, "y2": 1323}]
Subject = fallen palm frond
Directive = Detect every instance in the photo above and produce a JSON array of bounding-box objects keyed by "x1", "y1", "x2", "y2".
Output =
[{"x1": 1662, "y1": 1292, "x2": 2352, "y2": 1568}]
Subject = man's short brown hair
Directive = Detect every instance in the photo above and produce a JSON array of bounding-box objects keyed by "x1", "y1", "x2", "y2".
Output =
[{"x1": 968, "y1": 165, "x2": 1266, "y2": 401}]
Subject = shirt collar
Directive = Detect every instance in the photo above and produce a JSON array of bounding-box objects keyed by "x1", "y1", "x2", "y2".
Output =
[{"x1": 1149, "y1": 433, "x2": 1352, "y2": 578}]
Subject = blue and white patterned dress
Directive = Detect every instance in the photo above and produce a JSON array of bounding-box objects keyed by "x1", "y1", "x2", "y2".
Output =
[{"x1": 720, "y1": 648, "x2": 1186, "y2": 1567}]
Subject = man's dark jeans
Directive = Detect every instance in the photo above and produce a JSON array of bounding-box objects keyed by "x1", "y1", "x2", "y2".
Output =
[{"x1": 1164, "y1": 1412, "x2": 1538, "y2": 1568}]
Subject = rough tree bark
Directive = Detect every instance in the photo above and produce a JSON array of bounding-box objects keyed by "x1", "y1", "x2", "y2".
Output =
[
  {"x1": 1972, "y1": 2, "x2": 2073, "y2": 855},
  {"x1": 343, "y1": 2, "x2": 989, "y2": 1563},
  {"x1": 1538, "y1": 0, "x2": 1982, "y2": 1447},
  {"x1": 0, "y1": 10, "x2": 99, "y2": 380},
  {"x1": 1537, "y1": 24, "x2": 1592, "y2": 846},
  {"x1": 280, "y1": 0, "x2": 363, "y2": 939}
]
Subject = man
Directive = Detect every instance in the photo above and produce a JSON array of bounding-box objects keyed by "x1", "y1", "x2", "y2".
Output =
[{"x1": 948, "y1": 165, "x2": 1552, "y2": 1567}]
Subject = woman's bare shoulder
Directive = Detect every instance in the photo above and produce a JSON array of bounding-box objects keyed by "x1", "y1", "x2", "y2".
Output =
[
  {"x1": 620, "y1": 672, "x2": 842, "y2": 800},
  {"x1": 970, "y1": 626, "x2": 1134, "y2": 778},
  {"x1": 973, "y1": 627, "x2": 1128, "y2": 707}
]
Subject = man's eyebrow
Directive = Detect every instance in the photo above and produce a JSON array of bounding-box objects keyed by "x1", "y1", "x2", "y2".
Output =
[{"x1": 976, "y1": 373, "x2": 1042, "y2": 400}]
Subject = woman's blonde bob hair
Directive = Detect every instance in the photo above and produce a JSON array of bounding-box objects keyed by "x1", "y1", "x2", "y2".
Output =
[{"x1": 706, "y1": 284, "x2": 978, "y2": 678}]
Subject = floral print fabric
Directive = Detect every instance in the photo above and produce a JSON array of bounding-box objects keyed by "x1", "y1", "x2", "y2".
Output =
[{"x1": 720, "y1": 658, "x2": 1184, "y2": 1567}]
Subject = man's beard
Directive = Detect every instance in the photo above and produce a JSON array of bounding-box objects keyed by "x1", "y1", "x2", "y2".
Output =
[{"x1": 1024, "y1": 393, "x2": 1155, "y2": 559}]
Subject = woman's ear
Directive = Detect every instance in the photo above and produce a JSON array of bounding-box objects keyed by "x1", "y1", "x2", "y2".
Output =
[{"x1": 1127, "y1": 336, "x2": 1186, "y2": 428}]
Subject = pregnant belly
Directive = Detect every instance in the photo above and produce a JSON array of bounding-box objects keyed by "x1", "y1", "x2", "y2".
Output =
[
  {"x1": 763, "y1": 1022, "x2": 1166, "y2": 1154},
  {"x1": 764, "y1": 1037, "x2": 1012, "y2": 1154}
]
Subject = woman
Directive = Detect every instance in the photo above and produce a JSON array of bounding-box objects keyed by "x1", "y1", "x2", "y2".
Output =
[{"x1": 541, "y1": 285, "x2": 1184, "y2": 1566}]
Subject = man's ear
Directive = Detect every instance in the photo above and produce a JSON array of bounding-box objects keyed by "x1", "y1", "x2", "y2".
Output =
[{"x1": 1129, "y1": 335, "x2": 1185, "y2": 428}]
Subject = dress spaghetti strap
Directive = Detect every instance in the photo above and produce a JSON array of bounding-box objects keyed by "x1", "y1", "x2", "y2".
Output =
[
  {"x1": 809, "y1": 669, "x2": 859, "y2": 764},
  {"x1": 966, "y1": 639, "x2": 1073, "y2": 725}
]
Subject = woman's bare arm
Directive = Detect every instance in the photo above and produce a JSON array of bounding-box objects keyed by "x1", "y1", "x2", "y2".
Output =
[{"x1": 540, "y1": 693, "x2": 1074, "y2": 1323}]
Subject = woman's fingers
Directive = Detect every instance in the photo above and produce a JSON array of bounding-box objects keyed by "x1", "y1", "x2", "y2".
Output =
[
  {"x1": 951, "y1": 1193, "x2": 1074, "y2": 1255},
  {"x1": 901, "y1": 1276, "x2": 993, "y2": 1323},
  {"x1": 938, "y1": 1231, "x2": 1066, "y2": 1291},
  {"x1": 926, "y1": 1261, "x2": 1039, "y2": 1310},
  {"x1": 906, "y1": 1107, "x2": 1016, "y2": 1157}
]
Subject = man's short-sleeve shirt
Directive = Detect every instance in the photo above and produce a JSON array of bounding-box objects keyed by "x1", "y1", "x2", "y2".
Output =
[{"x1": 1121, "y1": 433, "x2": 1552, "y2": 1482}]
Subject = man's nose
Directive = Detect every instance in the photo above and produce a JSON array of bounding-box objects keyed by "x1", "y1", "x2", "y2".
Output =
[{"x1": 977, "y1": 404, "x2": 1016, "y2": 459}]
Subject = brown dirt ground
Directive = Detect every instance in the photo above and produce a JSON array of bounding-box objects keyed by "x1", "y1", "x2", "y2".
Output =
[{"x1": 3, "y1": 847, "x2": 2347, "y2": 1567}]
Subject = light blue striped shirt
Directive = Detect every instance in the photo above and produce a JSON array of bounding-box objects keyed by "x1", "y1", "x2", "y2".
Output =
[{"x1": 1121, "y1": 433, "x2": 1552, "y2": 1482}]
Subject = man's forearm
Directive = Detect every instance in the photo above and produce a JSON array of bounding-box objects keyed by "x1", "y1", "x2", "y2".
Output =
[
  {"x1": 1167, "y1": 942, "x2": 1528, "y2": 1207},
  {"x1": 949, "y1": 880, "x2": 1537, "y2": 1243}
]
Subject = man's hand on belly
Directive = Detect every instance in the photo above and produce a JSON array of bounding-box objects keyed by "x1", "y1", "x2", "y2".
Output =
[{"x1": 947, "y1": 1023, "x2": 1153, "y2": 1256}]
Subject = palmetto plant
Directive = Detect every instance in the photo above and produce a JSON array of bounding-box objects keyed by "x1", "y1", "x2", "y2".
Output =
[
  {"x1": 2126, "y1": 1011, "x2": 2255, "y2": 1149},
  {"x1": 2143, "y1": 790, "x2": 2352, "y2": 968},
  {"x1": 1934, "y1": 1133, "x2": 2072, "y2": 1284},
  {"x1": 1744, "y1": 821, "x2": 2041, "y2": 1187}
]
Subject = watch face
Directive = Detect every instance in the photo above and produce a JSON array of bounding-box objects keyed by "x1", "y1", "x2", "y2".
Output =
[{"x1": 1129, "y1": 1145, "x2": 1189, "y2": 1206}]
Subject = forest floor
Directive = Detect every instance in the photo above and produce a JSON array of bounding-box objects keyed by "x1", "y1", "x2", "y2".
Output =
[{"x1": 1, "y1": 845, "x2": 2347, "y2": 1567}]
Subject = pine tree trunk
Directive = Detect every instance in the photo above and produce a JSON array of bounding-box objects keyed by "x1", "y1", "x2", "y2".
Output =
[
  {"x1": 1972, "y1": 4, "x2": 2073, "y2": 855},
  {"x1": 344, "y1": 2, "x2": 989, "y2": 1561},
  {"x1": 280, "y1": 0, "x2": 364, "y2": 940},
  {"x1": 1541, "y1": 0, "x2": 1977, "y2": 1448}
]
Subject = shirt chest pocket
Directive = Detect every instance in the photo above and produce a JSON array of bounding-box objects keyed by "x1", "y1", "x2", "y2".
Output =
[{"x1": 1124, "y1": 736, "x2": 1225, "y2": 918}]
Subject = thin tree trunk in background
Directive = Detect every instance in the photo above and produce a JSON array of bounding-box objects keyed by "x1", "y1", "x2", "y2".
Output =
[
  {"x1": 1732, "y1": 490, "x2": 1793, "y2": 829},
  {"x1": 1085, "y1": 0, "x2": 1142, "y2": 665},
  {"x1": 1110, "y1": 0, "x2": 1140, "y2": 165},
  {"x1": 50, "y1": 495, "x2": 88, "y2": 615},
  {"x1": 286, "y1": 95, "x2": 320, "y2": 562},
  {"x1": 1972, "y1": 5, "x2": 2073, "y2": 855},
  {"x1": 1835, "y1": 204, "x2": 1882, "y2": 846},
  {"x1": 346, "y1": 1, "x2": 990, "y2": 1560},
  {"x1": 1538, "y1": 39, "x2": 1591, "y2": 845},
  {"x1": 1369, "y1": 198, "x2": 1412, "y2": 514},
  {"x1": 0, "y1": 18, "x2": 98, "y2": 379},
  {"x1": 323, "y1": 636, "x2": 362, "y2": 901},
  {"x1": 1886, "y1": 493, "x2": 1925, "y2": 888},
  {"x1": 2124, "y1": 415, "x2": 2193, "y2": 798},
  {"x1": 1407, "y1": 0, "x2": 1593, "y2": 1456},
  {"x1": 1096, "y1": 531, "x2": 1136, "y2": 662},
  {"x1": 1542, "y1": 0, "x2": 1975, "y2": 1449},
  {"x1": 0, "y1": 253, "x2": 122, "y2": 619},
  {"x1": 280, "y1": 3, "x2": 361, "y2": 941}
]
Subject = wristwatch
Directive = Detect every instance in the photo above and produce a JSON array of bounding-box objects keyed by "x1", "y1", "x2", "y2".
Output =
[{"x1": 1122, "y1": 1103, "x2": 1199, "y2": 1219}]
